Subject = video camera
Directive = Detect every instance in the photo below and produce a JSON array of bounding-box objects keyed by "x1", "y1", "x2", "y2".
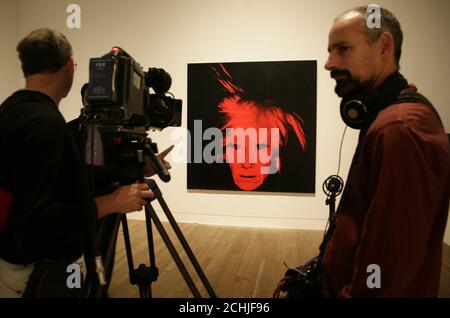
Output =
[
  {"x1": 77, "y1": 48, "x2": 215, "y2": 300},
  {"x1": 80, "y1": 47, "x2": 180, "y2": 185},
  {"x1": 85, "y1": 47, "x2": 181, "y2": 130}
]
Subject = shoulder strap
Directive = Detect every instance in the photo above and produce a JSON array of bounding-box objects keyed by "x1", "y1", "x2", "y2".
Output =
[{"x1": 393, "y1": 89, "x2": 443, "y2": 126}]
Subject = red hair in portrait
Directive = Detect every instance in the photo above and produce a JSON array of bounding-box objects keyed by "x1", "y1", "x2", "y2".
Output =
[{"x1": 212, "y1": 64, "x2": 307, "y2": 191}]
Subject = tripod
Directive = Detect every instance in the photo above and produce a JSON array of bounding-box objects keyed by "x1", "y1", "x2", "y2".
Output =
[
  {"x1": 92, "y1": 131, "x2": 216, "y2": 298},
  {"x1": 78, "y1": 123, "x2": 217, "y2": 298},
  {"x1": 121, "y1": 178, "x2": 217, "y2": 298}
]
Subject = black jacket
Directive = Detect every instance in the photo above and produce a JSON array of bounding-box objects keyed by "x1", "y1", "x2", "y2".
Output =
[{"x1": 0, "y1": 90, "x2": 91, "y2": 264}]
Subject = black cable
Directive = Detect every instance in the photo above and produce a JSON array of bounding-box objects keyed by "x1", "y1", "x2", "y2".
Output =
[
  {"x1": 319, "y1": 126, "x2": 347, "y2": 257},
  {"x1": 337, "y1": 125, "x2": 347, "y2": 176}
]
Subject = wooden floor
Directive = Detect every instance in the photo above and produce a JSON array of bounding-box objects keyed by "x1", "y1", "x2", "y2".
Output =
[{"x1": 108, "y1": 220, "x2": 450, "y2": 298}]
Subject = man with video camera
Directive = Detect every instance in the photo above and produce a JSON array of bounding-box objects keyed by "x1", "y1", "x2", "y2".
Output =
[
  {"x1": 0, "y1": 28, "x2": 154, "y2": 298},
  {"x1": 68, "y1": 82, "x2": 173, "y2": 297}
]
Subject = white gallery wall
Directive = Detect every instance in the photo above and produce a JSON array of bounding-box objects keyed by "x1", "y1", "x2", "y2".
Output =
[
  {"x1": 0, "y1": 0, "x2": 19, "y2": 99},
  {"x1": 1, "y1": 0, "x2": 449, "y2": 245}
]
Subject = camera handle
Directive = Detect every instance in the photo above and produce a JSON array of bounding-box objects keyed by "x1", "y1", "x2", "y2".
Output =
[{"x1": 142, "y1": 141, "x2": 171, "y2": 182}]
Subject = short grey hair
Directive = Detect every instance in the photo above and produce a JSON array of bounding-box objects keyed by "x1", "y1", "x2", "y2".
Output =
[
  {"x1": 17, "y1": 28, "x2": 73, "y2": 76},
  {"x1": 340, "y1": 6, "x2": 403, "y2": 65}
]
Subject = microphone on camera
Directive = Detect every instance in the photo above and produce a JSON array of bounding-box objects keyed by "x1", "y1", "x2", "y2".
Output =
[{"x1": 146, "y1": 68, "x2": 172, "y2": 94}]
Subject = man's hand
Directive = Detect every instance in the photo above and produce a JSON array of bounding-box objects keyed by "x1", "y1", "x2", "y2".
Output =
[
  {"x1": 95, "y1": 182, "x2": 154, "y2": 218},
  {"x1": 144, "y1": 145, "x2": 174, "y2": 177}
]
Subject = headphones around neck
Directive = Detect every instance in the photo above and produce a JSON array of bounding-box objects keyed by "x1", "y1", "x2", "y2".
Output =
[
  {"x1": 340, "y1": 94, "x2": 371, "y2": 130},
  {"x1": 340, "y1": 72, "x2": 408, "y2": 130}
]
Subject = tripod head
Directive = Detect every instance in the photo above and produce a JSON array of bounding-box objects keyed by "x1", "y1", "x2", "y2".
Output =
[{"x1": 97, "y1": 126, "x2": 171, "y2": 185}]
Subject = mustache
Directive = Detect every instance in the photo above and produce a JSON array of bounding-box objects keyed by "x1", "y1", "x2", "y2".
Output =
[{"x1": 330, "y1": 69, "x2": 351, "y2": 79}]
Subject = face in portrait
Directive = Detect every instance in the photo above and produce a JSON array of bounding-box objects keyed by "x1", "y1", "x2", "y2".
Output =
[
  {"x1": 187, "y1": 61, "x2": 316, "y2": 194},
  {"x1": 214, "y1": 65, "x2": 307, "y2": 191}
]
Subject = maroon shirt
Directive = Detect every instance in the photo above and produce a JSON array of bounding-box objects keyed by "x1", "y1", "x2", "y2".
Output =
[{"x1": 322, "y1": 91, "x2": 450, "y2": 297}]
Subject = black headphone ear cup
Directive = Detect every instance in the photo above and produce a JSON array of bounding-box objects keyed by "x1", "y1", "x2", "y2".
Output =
[{"x1": 340, "y1": 98, "x2": 368, "y2": 129}]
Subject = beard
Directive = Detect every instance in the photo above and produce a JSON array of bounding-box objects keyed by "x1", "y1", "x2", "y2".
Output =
[{"x1": 330, "y1": 69, "x2": 361, "y2": 98}]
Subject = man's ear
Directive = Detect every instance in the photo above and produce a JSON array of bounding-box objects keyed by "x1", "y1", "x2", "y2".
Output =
[
  {"x1": 379, "y1": 32, "x2": 394, "y2": 59},
  {"x1": 64, "y1": 56, "x2": 75, "y2": 72}
]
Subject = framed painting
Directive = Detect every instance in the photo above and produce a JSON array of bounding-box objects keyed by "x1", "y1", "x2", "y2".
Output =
[{"x1": 187, "y1": 61, "x2": 316, "y2": 193}]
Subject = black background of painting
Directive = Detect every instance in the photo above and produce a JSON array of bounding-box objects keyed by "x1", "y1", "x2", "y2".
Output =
[{"x1": 187, "y1": 61, "x2": 317, "y2": 193}]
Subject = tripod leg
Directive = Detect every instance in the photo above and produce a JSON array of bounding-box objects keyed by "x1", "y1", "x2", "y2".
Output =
[
  {"x1": 144, "y1": 207, "x2": 157, "y2": 298},
  {"x1": 148, "y1": 181, "x2": 217, "y2": 298},
  {"x1": 94, "y1": 213, "x2": 122, "y2": 298},
  {"x1": 145, "y1": 204, "x2": 202, "y2": 298},
  {"x1": 145, "y1": 207, "x2": 157, "y2": 275},
  {"x1": 121, "y1": 214, "x2": 136, "y2": 275},
  {"x1": 161, "y1": 201, "x2": 217, "y2": 298},
  {"x1": 122, "y1": 213, "x2": 159, "y2": 298}
]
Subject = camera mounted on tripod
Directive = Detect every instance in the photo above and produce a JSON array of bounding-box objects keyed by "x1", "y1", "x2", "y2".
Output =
[
  {"x1": 84, "y1": 46, "x2": 182, "y2": 130},
  {"x1": 78, "y1": 47, "x2": 215, "y2": 299},
  {"x1": 80, "y1": 47, "x2": 182, "y2": 185}
]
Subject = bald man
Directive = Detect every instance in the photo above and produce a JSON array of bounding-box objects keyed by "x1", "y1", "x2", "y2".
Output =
[{"x1": 321, "y1": 6, "x2": 449, "y2": 297}]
